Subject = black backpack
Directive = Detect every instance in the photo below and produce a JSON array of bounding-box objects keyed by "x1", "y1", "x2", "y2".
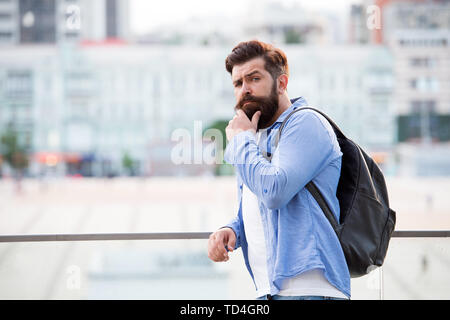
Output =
[{"x1": 274, "y1": 104, "x2": 396, "y2": 278}]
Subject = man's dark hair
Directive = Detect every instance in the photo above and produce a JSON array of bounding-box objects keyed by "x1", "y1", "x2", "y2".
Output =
[{"x1": 225, "y1": 40, "x2": 289, "y2": 80}]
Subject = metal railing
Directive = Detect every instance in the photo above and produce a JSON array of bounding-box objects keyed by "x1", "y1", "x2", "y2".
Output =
[
  {"x1": 0, "y1": 232, "x2": 212, "y2": 242},
  {"x1": 0, "y1": 229, "x2": 449, "y2": 300},
  {"x1": 0, "y1": 230, "x2": 449, "y2": 242}
]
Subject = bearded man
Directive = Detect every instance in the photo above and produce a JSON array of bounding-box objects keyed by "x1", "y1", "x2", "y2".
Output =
[{"x1": 207, "y1": 40, "x2": 350, "y2": 300}]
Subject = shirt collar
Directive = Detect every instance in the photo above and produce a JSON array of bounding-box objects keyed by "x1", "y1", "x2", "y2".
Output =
[{"x1": 270, "y1": 96, "x2": 308, "y2": 127}]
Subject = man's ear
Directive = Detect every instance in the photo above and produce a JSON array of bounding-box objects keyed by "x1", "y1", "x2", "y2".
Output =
[{"x1": 277, "y1": 74, "x2": 288, "y2": 94}]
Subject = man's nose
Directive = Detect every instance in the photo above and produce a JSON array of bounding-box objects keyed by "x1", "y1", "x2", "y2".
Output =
[{"x1": 241, "y1": 81, "x2": 252, "y2": 96}]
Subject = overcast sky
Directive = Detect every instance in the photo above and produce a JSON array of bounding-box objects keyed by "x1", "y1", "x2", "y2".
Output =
[{"x1": 130, "y1": 0, "x2": 361, "y2": 34}]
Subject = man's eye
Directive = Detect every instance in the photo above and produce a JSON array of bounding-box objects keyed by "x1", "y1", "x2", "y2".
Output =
[
  {"x1": 234, "y1": 83, "x2": 242, "y2": 88},
  {"x1": 252, "y1": 77, "x2": 260, "y2": 81}
]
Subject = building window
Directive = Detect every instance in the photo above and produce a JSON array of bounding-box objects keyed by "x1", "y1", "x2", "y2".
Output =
[
  {"x1": 0, "y1": 13, "x2": 12, "y2": 19},
  {"x1": 411, "y1": 100, "x2": 436, "y2": 114},
  {"x1": 0, "y1": 31, "x2": 13, "y2": 39},
  {"x1": 64, "y1": 31, "x2": 79, "y2": 38},
  {"x1": 399, "y1": 37, "x2": 447, "y2": 47},
  {"x1": 105, "y1": 0, "x2": 117, "y2": 38},
  {"x1": 6, "y1": 70, "x2": 33, "y2": 97},
  {"x1": 410, "y1": 57, "x2": 436, "y2": 68},
  {"x1": 409, "y1": 77, "x2": 439, "y2": 92},
  {"x1": 65, "y1": 72, "x2": 94, "y2": 96},
  {"x1": 19, "y1": 0, "x2": 56, "y2": 44},
  {"x1": 397, "y1": 100, "x2": 444, "y2": 142}
]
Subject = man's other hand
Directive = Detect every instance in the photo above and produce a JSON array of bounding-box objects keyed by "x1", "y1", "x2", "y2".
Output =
[{"x1": 207, "y1": 228, "x2": 237, "y2": 262}]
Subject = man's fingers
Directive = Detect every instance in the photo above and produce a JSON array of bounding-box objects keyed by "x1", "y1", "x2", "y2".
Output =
[
  {"x1": 227, "y1": 237, "x2": 236, "y2": 252},
  {"x1": 216, "y1": 241, "x2": 228, "y2": 257},
  {"x1": 251, "y1": 110, "x2": 261, "y2": 127},
  {"x1": 207, "y1": 228, "x2": 237, "y2": 262},
  {"x1": 211, "y1": 244, "x2": 227, "y2": 262},
  {"x1": 208, "y1": 234, "x2": 220, "y2": 261},
  {"x1": 208, "y1": 231, "x2": 229, "y2": 262}
]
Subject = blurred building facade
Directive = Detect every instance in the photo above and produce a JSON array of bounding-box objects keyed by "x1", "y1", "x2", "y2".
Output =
[
  {"x1": 286, "y1": 45, "x2": 395, "y2": 151},
  {"x1": 241, "y1": 0, "x2": 341, "y2": 45},
  {"x1": 0, "y1": 44, "x2": 233, "y2": 177},
  {"x1": 136, "y1": 0, "x2": 345, "y2": 46},
  {"x1": 1, "y1": 0, "x2": 448, "y2": 177},
  {"x1": 0, "y1": 0, "x2": 130, "y2": 45},
  {"x1": 384, "y1": 0, "x2": 450, "y2": 176},
  {"x1": 0, "y1": 43, "x2": 395, "y2": 177},
  {"x1": 349, "y1": 0, "x2": 450, "y2": 175}
]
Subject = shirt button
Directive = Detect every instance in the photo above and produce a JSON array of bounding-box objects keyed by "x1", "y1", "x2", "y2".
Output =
[{"x1": 264, "y1": 189, "x2": 268, "y2": 193}]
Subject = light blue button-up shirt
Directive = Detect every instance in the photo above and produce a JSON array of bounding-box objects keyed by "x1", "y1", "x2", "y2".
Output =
[{"x1": 224, "y1": 97, "x2": 350, "y2": 298}]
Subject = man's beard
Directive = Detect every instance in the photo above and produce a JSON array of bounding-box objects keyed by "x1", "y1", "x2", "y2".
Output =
[{"x1": 234, "y1": 83, "x2": 279, "y2": 130}]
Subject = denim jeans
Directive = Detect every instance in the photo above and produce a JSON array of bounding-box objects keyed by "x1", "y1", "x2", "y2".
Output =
[{"x1": 257, "y1": 295, "x2": 348, "y2": 300}]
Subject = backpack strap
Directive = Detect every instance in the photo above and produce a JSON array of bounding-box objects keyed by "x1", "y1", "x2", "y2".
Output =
[
  {"x1": 271, "y1": 105, "x2": 341, "y2": 231},
  {"x1": 305, "y1": 181, "x2": 340, "y2": 231},
  {"x1": 275, "y1": 106, "x2": 347, "y2": 146}
]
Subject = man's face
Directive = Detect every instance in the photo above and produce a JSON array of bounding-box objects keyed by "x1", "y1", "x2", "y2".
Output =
[{"x1": 231, "y1": 57, "x2": 279, "y2": 130}]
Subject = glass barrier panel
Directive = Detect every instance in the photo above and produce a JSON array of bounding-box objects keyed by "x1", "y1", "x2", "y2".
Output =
[
  {"x1": 0, "y1": 239, "x2": 254, "y2": 300},
  {"x1": 351, "y1": 237, "x2": 450, "y2": 300},
  {"x1": 1, "y1": 237, "x2": 449, "y2": 299}
]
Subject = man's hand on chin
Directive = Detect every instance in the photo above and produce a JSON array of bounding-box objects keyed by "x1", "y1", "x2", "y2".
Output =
[{"x1": 226, "y1": 109, "x2": 261, "y2": 142}]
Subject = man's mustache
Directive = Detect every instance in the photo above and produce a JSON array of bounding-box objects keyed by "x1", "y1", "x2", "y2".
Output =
[
  {"x1": 234, "y1": 97, "x2": 264, "y2": 122},
  {"x1": 235, "y1": 95, "x2": 266, "y2": 110}
]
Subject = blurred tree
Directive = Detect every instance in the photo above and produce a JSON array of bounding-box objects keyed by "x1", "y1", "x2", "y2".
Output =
[
  {"x1": 284, "y1": 29, "x2": 303, "y2": 44},
  {"x1": 201, "y1": 37, "x2": 210, "y2": 46},
  {"x1": 0, "y1": 123, "x2": 30, "y2": 192},
  {"x1": 122, "y1": 151, "x2": 134, "y2": 176},
  {"x1": 205, "y1": 119, "x2": 228, "y2": 149}
]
